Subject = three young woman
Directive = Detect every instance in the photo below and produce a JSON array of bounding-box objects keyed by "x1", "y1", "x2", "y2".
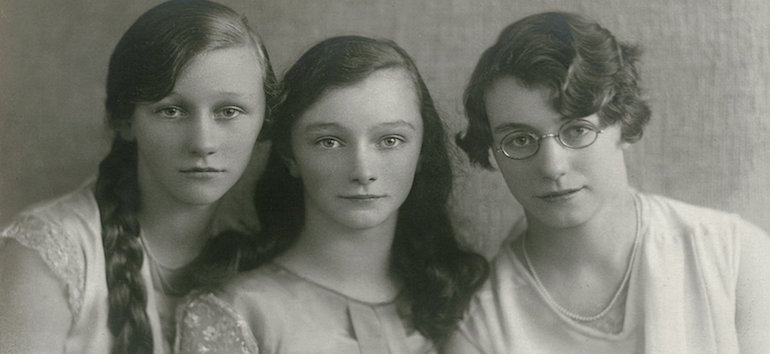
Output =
[
  {"x1": 3, "y1": 4, "x2": 768, "y2": 354},
  {"x1": 176, "y1": 36, "x2": 488, "y2": 353},
  {"x1": 0, "y1": 1, "x2": 275, "y2": 352},
  {"x1": 446, "y1": 11, "x2": 770, "y2": 353}
]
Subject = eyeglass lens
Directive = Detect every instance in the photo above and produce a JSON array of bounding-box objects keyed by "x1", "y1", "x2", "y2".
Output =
[{"x1": 500, "y1": 119, "x2": 600, "y2": 159}]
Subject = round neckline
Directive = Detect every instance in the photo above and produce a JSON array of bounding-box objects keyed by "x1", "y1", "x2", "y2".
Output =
[
  {"x1": 508, "y1": 191, "x2": 645, "y2": 339},
  {"x1": 140, "y1": 236, "x2": 192, "y2": 296},
  {"x1": 269, "y1": 261, "x2": 403, "y2": 307}
]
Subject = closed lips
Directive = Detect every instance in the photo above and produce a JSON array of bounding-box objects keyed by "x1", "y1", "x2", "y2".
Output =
[
  {"x1": 180, "y1": 167, "x2": 223, "y2": 173},
  {"x1": 537, "y1": 188, "x2": 582, "y2": 199},
  {"x1": 341, "y1": 194, "x2": 384, "y2": 199}
]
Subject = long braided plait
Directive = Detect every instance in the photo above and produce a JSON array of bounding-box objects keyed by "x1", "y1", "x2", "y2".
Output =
[{"x1": 95, "y1": 138, "x2": 153, "y2": 354}]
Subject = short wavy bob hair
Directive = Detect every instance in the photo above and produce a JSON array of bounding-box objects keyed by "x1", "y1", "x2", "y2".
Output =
[{"x1": 457, "y1": 11, "x2": 651, "y2": 168}]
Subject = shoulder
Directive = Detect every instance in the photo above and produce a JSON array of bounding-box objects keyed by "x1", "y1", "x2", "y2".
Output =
[
  {"x1": 638, "y1": 191, "x2": 767, "y2": 277},
  {"x1": 216, "y1": 264, "x2": 305, "y2": 326},
  {"x1": 176, "y1": 265, "x2": 301, "y2": 354},
  {"x1": 219, "y1": 263, "x2": 303, "y2": 306},
  {"x1": 0, "y1": 180, "x2": 99, "y2": 318},
  {"x1": 462, "y1": 238, "x2": 523, "y2": 321},
  {"x1": 638, "y1": 191, "x2": 755, "y2": 250},
  {"x1": 453, "y1": 246, "x2": 516, "y2": 354},
  {"x1": 217, "y1": 263, "x2": 331, "y2": 342},
  {"x1": 2, "y1": 179, "x2": 101, "y2": 249},
  {"x1": 176, "y1": 291, "x2": 259, "y2": 354},
  {"x1": 639, "y1": 192, "x2": 745, "y2": 234}
]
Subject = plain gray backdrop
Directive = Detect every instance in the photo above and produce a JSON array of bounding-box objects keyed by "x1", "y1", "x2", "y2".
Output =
[{"x1": 1, "y1": 0, "x2": 768, "y2": 256}]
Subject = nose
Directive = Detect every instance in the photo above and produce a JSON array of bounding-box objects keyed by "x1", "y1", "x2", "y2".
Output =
[
  {"x1": 349, "y1": 144, "x2": 377, "y2": 185},
  {"x1": 534, "y1": 136, "x2": 568, "y2": 181},
  {"x1": 188, "y1": 113, "x2": 218, "y2": 157}
]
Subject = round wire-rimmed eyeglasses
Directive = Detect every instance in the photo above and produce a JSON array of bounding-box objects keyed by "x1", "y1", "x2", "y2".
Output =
[{"x1": 495, "y1": 119, "x2": 604, "y2": 160}]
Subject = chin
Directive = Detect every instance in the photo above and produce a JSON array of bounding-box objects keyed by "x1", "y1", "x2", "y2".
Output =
[
  {"x1": 172, "y1": 187, "x2": 229, "y2": 207},
  {"x1": 528, "y1": 208, "x2": 593, "y2": 230},
  {"x1": 340, "y1": 217, "x2": 388, "y2": 230},
  {"x1": 336, "y1": 211, "x2": 395, "y2": 231}
]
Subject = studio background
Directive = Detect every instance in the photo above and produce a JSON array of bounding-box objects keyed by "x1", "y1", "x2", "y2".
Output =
[{"x1": 2, "y1": 0, "x2": 768, "y2": 257}]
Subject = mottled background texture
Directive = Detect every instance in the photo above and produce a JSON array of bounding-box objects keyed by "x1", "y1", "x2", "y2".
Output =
[{"x1": 1, "y1": 0, "x2": 768, "y2": 256}]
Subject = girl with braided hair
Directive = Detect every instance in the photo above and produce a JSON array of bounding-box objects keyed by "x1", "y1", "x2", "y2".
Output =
[{"x1": 0, "y1": 1, "x2": 276, "y2": 352}]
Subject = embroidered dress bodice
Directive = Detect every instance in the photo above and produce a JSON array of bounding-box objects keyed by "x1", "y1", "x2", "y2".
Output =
[
  {"x1": 176, "y1": 262, "x2": 436, "y2": 354},
  {"x1": 0, "y1": 179, "x2": 173, "y2": 353}
]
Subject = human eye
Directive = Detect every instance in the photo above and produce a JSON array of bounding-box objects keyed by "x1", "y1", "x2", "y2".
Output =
[
  {"x1": 215, "y1": 106, "x2": 245, "y2": 120},
  {"x1": 562, "y1": 121, "x2": 595, "y2": 138},
  {"x1": 315, "y1": 137, "x2": 343, "y2": 149},
  {"x1": 155, "y1": 106, "x2": 185, "y2": 119},
  {"x1": 504, "y1": 131, "x2": 537, "y2": 148},
  {"x1": 378, "y1": 135, "x2": 405, "y2": 149}
]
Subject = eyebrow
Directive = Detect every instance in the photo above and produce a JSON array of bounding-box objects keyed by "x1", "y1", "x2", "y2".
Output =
[
  {"x1": 213, "y1": 90, "x2": 257, "y2": 98},
  {"x1": 303, "y1": 120, "x2": 418, "y2": 133},
  {"x1": 162, "y1": 90, "x2": 256, "y2": 101},
  {"x1": 493, "y1": 116, "x2": 587, "y2": 134},
  {"x1": 375, "y1": 120, "x2": 418, "y2": 130},
  {"x1": 493, "y1": 122, "x2": 535, "y2": 134}
]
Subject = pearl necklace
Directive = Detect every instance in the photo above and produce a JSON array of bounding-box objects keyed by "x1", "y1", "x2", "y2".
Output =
[{"x1": 522, "y1": 200, "x2": 641, "y2": 322}]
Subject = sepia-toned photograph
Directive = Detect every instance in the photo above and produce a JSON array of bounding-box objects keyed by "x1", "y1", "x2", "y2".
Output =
[{"x1": 1, "y1": 0, "x2": 768, "y2": 352}]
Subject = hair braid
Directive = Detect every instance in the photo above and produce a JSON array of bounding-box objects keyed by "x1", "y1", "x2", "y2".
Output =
[{"x1": 95, "y1": 139, "x2": 153, "y2": 354}]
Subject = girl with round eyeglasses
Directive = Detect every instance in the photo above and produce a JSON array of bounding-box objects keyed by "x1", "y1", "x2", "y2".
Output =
[
  {"x1": 445, "y1": 11, "x2": 770, "y2": 354},
  {"x1": 495, "y1": 119, "x2": 604, "y2": 160}
]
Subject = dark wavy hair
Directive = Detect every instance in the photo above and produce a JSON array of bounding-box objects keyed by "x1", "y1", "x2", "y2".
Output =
[
  {"x1": 95, "y1": 1, "x2": 276, "y2": 353},
  {"x1": 196, "y1": 35, "x2": 488, "y2": 344},
  {"x1": 457, "y1": 11, "x2": 651, "y2": 168}
]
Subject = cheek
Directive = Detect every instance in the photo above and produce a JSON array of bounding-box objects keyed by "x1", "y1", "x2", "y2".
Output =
[
  {"x1": 496, "y1": 161, "x2": 535, "y2": 200},
  {"x1": 297, "y1": 156, "x2": 339, "y2": 189},
  {"x1": 387, "y1": 150, "x2": 421, "y2": 189},
  {"x1": 497, "y1": 160, "x2": 530, "y2": 182},
  {"x1": 135, "y1": 130, "x2": 178, "y2": 163},
  {"x1": 582, "y1": 141, "x2": 627, "y2": 177},
  {"x1": 224, "y1": 122, "x2": 261, "y2": 152}
]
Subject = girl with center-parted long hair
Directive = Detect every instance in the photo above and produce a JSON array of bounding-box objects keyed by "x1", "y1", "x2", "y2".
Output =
[
  {"x1": 0, "y1": 1, "x2": 276, "y2": 353},
  {"x1": 176, "y1": 35, "x2": 489, "y2": 353}
]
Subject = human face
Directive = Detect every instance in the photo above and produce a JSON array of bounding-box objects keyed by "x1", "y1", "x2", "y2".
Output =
[
  {"x1": 288, "y1": 69, "x2": 423, "y2": 231},
  {"x1": 485, "y1": 76, "x2": 629, "y2": 229},
  {"x1": 131, "y1": 46, "x2": 265, "y2": 208}
]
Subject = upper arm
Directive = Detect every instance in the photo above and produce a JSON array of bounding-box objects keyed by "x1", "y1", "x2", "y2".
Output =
[
  {"x1": 735, "y1": 221, "x2": 770, "y2": 352},
  {"x1": 0, "y1": 239, "x2": 72, "y2": 353}
]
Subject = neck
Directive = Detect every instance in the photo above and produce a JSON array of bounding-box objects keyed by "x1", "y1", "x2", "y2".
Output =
[
  {"x1": 277, "y1": 210, "x2": 399, "y2": 302},
  {"x1": 138, "y1": 198, "x2": 218, "y2": 269},
  {"x1": 525, "y1": 189, "x2": 637, "y2": 268}
]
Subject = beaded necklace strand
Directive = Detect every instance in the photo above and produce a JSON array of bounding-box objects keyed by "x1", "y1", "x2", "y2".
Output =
[{"x1": 522, "y1": 196, "x2": 641, "y2": 322}]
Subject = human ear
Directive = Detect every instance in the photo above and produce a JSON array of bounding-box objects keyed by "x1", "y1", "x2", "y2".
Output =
[{"x1": 488, "y1": 147, "x2": 501, "y2": 170}]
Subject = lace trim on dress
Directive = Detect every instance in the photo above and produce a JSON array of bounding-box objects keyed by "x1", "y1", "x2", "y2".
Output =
[
  {"x1": 0, "y1": 214, "x2": 85, "y2": 318},
  {"x1": 175, "y1": 292, "x2": 259, "y2": 354}
]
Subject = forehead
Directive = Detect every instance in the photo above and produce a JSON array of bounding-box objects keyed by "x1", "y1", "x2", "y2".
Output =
[
  {"x1": 484, "y1": 76, "x2": 563, "y2": 133},
  {"x1": 173, "y1": 46, "x2": 264, "y2": 97},
  {"x1": 295, "y1": 68, "x2": 423, "y2": 132}
]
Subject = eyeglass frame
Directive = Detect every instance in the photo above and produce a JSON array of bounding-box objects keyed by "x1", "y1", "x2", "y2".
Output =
[{"x1": 494, "y1": 118, "x2": 605, "y2": 160}]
